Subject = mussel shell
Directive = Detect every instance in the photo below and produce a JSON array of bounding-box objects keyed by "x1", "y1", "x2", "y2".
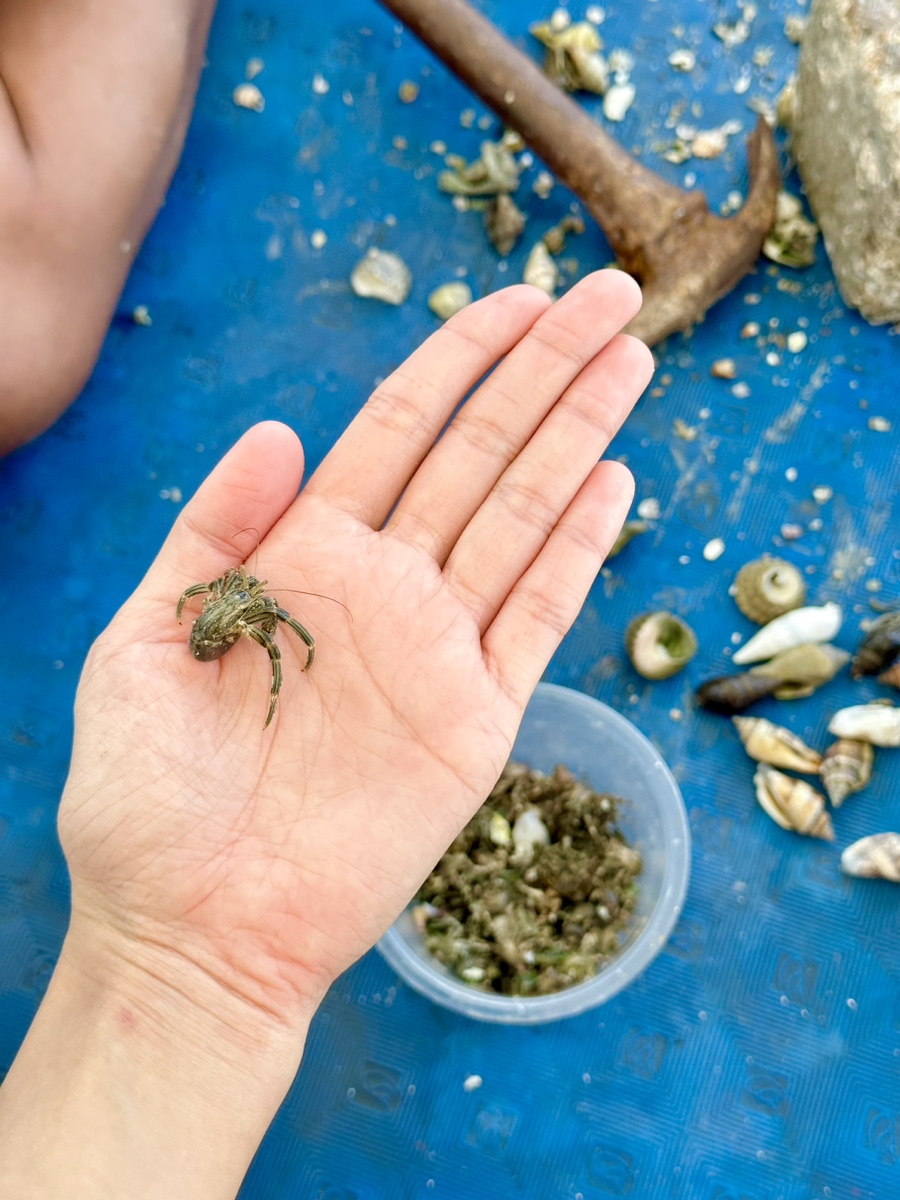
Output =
[
  {"x1": 850, "y1": 612, "x2": 900, "y2": 679},
  {"x1": 733, "y1": 557, "x2": 806, "y2": 625},
  {"x1": 696, "y1": 672, "x2": 779, "y2": 715}
]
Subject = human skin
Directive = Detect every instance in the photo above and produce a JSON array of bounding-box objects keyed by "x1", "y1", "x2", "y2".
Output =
[
  {"x1": 0, "y1": 0, "x2": 217, "y2": 453},
  {"x1": 0, "y1": 273, "x2": 653, "y2": 1198}
]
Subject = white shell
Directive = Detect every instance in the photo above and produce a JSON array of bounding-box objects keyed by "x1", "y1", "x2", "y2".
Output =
[
  {"x1": 828, "y1": 704, "x2": 900, "y2": 747},
  {"x1": 512, "y1": 808, "x2": 550, "y2": 851},
  {"x1": 732, "y1": 601, "x2": 842, "y2": 666},
  {"x1": 841, "y1": 833, "x2": 900, "y2": 882}
]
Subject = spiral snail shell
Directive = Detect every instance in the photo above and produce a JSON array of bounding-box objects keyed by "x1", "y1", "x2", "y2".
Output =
[{"x1": 733, "y1": 557, "x2": 806, "y2": 625}]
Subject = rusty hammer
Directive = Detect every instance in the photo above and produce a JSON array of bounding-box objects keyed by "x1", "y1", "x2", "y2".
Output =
[{"x1": 377, "y1": 0, "x2": 781, "y2": 345}]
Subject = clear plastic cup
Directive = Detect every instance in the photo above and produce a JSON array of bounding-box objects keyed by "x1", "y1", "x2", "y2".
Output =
[{"x1": 377, "y1": 683, "x2": 691, "y2": 1024}]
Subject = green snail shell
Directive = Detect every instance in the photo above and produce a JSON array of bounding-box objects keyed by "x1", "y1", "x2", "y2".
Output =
[
  {"x1": 733, "y1": 557, "x2": 806, "y2": 624},
  {"x1": 625, "y1": 611, "x2": 698, "y2": 680}
]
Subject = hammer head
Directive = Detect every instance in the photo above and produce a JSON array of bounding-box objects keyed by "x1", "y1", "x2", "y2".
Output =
[{"x1": 623, "y1": 119, "x2": 781, "y2": 345}]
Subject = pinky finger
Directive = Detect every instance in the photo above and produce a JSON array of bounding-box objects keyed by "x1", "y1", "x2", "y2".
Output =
[{"x1": 482, "y1": 460, "x2": 634, "y2": 710}]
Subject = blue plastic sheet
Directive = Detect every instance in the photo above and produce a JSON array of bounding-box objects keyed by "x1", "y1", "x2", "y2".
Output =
[{"x1": 1, "y1": 2, "x2": 898, "y2": 1196}]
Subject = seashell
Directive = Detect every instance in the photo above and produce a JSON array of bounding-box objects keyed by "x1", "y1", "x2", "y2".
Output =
[
  {"x1": 840, "y1": 833, "x2": 900, "y2": 882},
  {"x1": 607, "y1": 519, "x2": 648, "y2": 559},
  {"x1": 350, "y1": 248, "x2": 412, "y2": 305},
  {"x1": 695, "y1": 672, "x2": 780, "y2": 715},
  {"x1": 878, "y1": 661, "x2": 900, "y2": 689},
  {"x1": 850, "y1": 612, "x2": 900, "y2": 679},
  {"x1": 625, "y1": 612, "x2": 698, "y2": 680},
  {"x1": 753, "y1": 765, "x2": 834, "y2": 841},
  {"x1": 484, "y1": 194, "x2": 526, "y2": 257},
  {"x1": 749, "y1": 643, "x2": 850, "y2": 699},
  {"x1": 733, "y1": 557, "x2": 806, "y2": 624},
  {"x1": 732, "y1": 716, "x2": 821, "y2": 773},
  {"x1": 828, "y1": 703, "x2": 900, "y2": 747},
  {"x1": 820, "y1": 738, "x2": 873, "y2": 807},
  {"x1": 522, "y1": 241, "x2": 559, "y2": 296},
  {"x1": 427, "y1": 282, "x2": 473, "y2": 320},
  {"x1": 732, "y1": 601, "x2": 842, "y2": 666}
]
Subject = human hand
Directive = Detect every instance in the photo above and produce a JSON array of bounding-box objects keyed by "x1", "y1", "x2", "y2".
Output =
[{"x1": 60, "y1": 272, "x2": 652, "y2": 1030}]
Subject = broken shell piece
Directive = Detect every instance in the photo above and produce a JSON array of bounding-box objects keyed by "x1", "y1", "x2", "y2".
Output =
[
  {"x1": 696, "y1": 672, "x2": 780, "y2": 715},
  {"x1": 607, "y1": 519, "x2": 648, "y2": 559},
  {"x1": 625, "y1": 611, "x2": 698, "y2": 680},
  {"x1": 732, "y1": 716, "x2": 822, "y2": 774},
  {"x1": 749, "y1": 643, "x2": 850, "y2": 699},
  {"x1": 820, "y1": 738, "x2": 873, "y2": 807},
  {"x1": 530, "y1": 20, "x2": 609, "y2": 94},
  {"x1": 438, "y1": 139, "x2": 521, "y2": 196},
  {"x1": 710, "y1": 358, "x2": 737, "y2": 379},
  {"x1": 762, "y1": 191, "x2": 819, "y2": 269},
  {"x1": 427, "y1": 282, "x2": 473, "y2": 320},
  {"x1": 754, "y1": 765, "x2": 834, "y2": 841},
  {"x1": 522, "y1": 242, "x2": 559, "y2": 296},
  {"x1": 734, "y1": 557, "x2": 806, "y2": 624},
  {"x1": 841, "y1": 833, "x2": 900, "y2": 882},
  {"x1": 828, "y1": 704, "x2": 900, "y2": 747},
  {"x1": 351, "y1": 248, "x2": 412, "y2": 305},
  {"x1": 732, "y1": 602, "x2": 842, "y2": 666},
  {"x1": 543, "y1": 214, "x2": 585, "y2": 255},
  {"x1": 484, "y1": 194, "x2": 526, "y2": 256},
  {"x1": 233, "y1": 82, "x2": 265, "y2": 112},
  {"x1": 603, "y1": 83, "x2": 635, "y2": 122},
  {"x1": 850, "y1": 612, "x2": 900, "y2": 679}
]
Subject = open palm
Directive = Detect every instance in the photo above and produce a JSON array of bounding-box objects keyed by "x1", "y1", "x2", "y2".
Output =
[{"x1": 59, "y1": 274, "x2": 652, "y2": 1023}]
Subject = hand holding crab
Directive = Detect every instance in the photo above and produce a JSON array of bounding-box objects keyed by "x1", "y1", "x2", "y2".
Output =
[{"x1": 0, "y1": 274, "x2": 653, "y2": 1200}]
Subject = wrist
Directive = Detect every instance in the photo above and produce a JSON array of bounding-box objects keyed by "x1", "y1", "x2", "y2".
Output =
[{"x1": 0, "y1": 913, "x2": 316, "y2": 1200}]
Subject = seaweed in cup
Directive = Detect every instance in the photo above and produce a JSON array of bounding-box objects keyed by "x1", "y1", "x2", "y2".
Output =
[{"x1": 414, "y1": 762, "x2": 642, "y2": 996}]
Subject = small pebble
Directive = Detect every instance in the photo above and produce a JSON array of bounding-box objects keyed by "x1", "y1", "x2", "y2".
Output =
[
  {"x1": 398, "y1": 80, "x2": 419, "y2": 103},
  {"x1": 310, "y1": 229, "x2": 327, "y2": 250},
  {"x1": 785, "y1": 466, "x2": 798, "y2": 482},
  {"x1": 463, "y1": 1075, "x2": 484, "y2": 1092},
  {"x1": 233, "y1": 83, "x2": 264, "y2": 112},
  {"x1": 787, "y1": 331, "x2": 808, "y2": 353},
  {"x1": 739, "y1": 322, "x2": 760, "y2": 338},
  {"x1": 812, "y1": 485, "x2": 832, "y2": 504},
  {"x1": 586, "y1": 5, "x2": 606, "y2": 23},
  {"x1": 636, "y1": 497, "x2": 660, "y2": 520},
  {"x1": 731, "y1": 382, "x2": 751, "y2": 399},
  {"x1": 869, "y1": 416, "x2": 892, "y2": 433},
  {"x1": 703, "y1": 537, "x2": 726, "y2": 562},
  {"x1": 711, "y1": 358, "x2": 737, "y2": 379},
  {"x1": 245, "y1": 57, "x2": 265, "y2": 80},
  {"x1": 780, "y1": 523, "x2": 804, "y2": 541},
  {"x1": 312, "y1": 73, "x2": 330, "y2": 95}
]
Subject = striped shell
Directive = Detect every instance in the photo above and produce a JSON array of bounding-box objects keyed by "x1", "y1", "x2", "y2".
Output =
[
  {"x1": 733, "y1": 557, "x2": 806, "y2": 624},
  {"x1": 820, "y1": 738, "x2": 873, "y2": 807},
  {"x1": 732, "y1": 717, "x2": 821, "y2": 773},
  {"x1": 753, "y1": 765, "x2": 834, "y2": 841},
  {"x1": 841, "y1": 833, "x2": 900, "y2": 882}
]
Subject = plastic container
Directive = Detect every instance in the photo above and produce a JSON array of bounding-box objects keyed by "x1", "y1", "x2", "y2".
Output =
[{"x1": 377, "y1": 683, "x2": 691, "y2": 1024}]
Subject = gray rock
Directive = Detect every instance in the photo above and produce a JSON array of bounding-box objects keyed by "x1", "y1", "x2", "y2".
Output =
[{"x1": 790, "y1": 0, "x2": 900, "y2": 324}]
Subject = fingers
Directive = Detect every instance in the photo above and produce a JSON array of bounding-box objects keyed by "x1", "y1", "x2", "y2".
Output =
[
  {"x1": 385, "y1": 270, "x2": 643, "y2": 561},
  {"x1": 141, "y1": 421, "x2": 305, "y2": 604},
  {"x1": 444, "y1": 330, "x2": 653, "y2": 631},
  {"x1": 483, "y1": 460, "x2": 635, "y2": 709},
  {"x1": 303, "y1": 286, "x2": 551, "y2": 526}
]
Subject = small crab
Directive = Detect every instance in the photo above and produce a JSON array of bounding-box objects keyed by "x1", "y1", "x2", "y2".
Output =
[{"x1": 176, "y1": 565, "x2": 315, "y2": 728}]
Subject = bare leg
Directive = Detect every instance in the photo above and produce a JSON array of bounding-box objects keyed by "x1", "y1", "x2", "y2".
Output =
[{"x1": 0, "y1": 0, "x2": 217, "y2": 453}]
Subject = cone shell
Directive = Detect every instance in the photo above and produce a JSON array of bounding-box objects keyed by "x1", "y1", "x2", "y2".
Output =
[
  {"x1": 754, "y1": 765, "x2": 834, "y2": 840},
  {"x1": 841, "y1": 833, "x2": 900, "y2": 882},
  {"x1": 733, "y1": 602, "x2": 843, "y2": 666},
  {"x1": 625, "y1": 611, "x2": 698, "y2": 680},
  {"x1": 696, "y1": 672, "x2": 780, "y2": 715},
  {"x1": 828, "y1": 704, "x2": 900, "y2": 747},
  {"x1": 820, "y1": 738, "x2": 873, "y2": 807},
  {"x1": 733, "y1": 557, "x2": 806, "y2": 625},
  {"x1": 850, "y1": 612, "x2": 900, "y2": 679},
  {"x1": 750, "y1": 643, "x2": 850, "y2": 699},
  {"x1": 732, "y1": 717, "x2": 821, "y2": 773}
]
